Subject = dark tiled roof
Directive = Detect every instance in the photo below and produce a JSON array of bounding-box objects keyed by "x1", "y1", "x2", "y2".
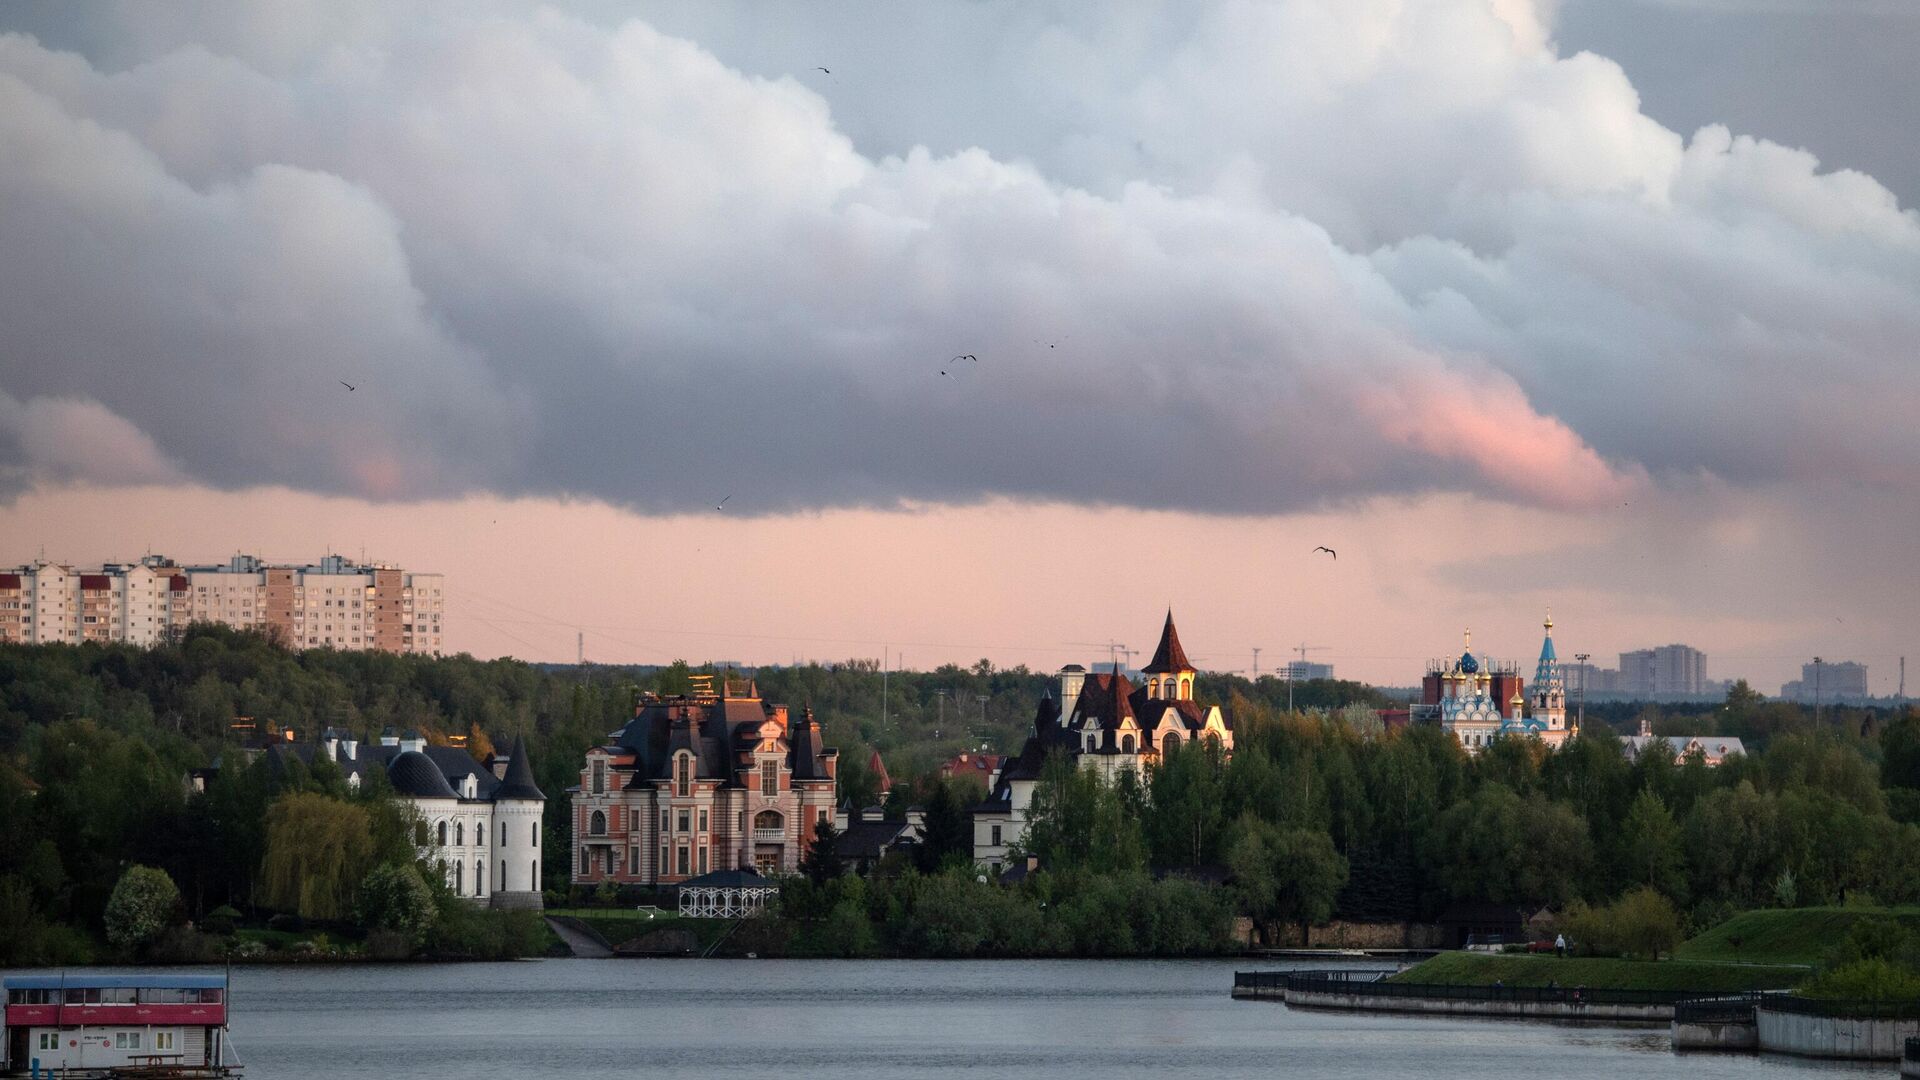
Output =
[
  {"x1": 388, "y1": 749, "x2": 459, "y2": 799},
  {"x1": 491, "y1": 735, "x2": 545, "y2": 801},
  {"x1": 838, "y1": 819, "x2": 913, "y2": 860},
  {"x1": 1142, "y1": 610, "x2": 1194, "y2": 674}
]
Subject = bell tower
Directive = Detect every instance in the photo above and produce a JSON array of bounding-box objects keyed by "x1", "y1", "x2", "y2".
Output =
[{"x1": 1143, "y1": 610, "x2": 1197, "y2": 701}]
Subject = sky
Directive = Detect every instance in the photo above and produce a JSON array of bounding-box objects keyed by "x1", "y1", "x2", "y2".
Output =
[{"x1": 0, "y1": 1, "x2": 1915, "y2": 693}]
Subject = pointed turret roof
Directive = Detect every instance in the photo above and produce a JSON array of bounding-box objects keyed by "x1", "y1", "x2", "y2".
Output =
[
  {"x1": 1533, "y1": 612, "x2": 1564, "y2": 693},
  {"x1": 1143, "y1": 610, "x2": 1194, "y2": 674},
  {"x1": 492, "y1": 736, "x2": 546, "y2": 801}
]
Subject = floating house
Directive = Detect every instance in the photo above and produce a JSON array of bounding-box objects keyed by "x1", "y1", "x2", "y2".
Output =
[{"x1": 3, "y1": 973, "x2": 238, "y2": 1077}]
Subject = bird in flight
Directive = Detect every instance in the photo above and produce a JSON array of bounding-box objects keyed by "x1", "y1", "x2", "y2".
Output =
[
  {"x1": 1312, "y1": 546, "x2": 1337, "y2": 560},
  {"x1": 815, "y1": 66, "x2": 831, "y2": 74},
  {"x1": 339, "y1": 381, "x2": 356, "y2": 391},
  {"x1": 715, "y1": 495, "x2": 732, "y2": 511},
  {"x1": 940, "y1": 354, "x2": 977, "y2": 376}
]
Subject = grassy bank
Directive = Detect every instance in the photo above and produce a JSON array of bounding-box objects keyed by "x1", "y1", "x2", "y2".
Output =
[
  {"x1": 1390, "y1": 951, "x2": 1804, "y2": 992},
  {"x1": 1675, "y1": 906, "x2": 1920, "y2": 966},
  {"x1": 547, "y1": 908, "x2": 735, "y2": 953}
]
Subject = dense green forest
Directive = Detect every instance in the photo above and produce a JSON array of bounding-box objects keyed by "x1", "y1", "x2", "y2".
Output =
[{"x1": 2, "y1": 626, "x2": 1917, "y2": 967}]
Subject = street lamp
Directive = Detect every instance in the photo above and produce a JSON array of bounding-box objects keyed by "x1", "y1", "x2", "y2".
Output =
[
  {"x1": 1813, "y1": 656, "x2": 1824, "y2": 723},
  {"x1": 1574, "y1": 653, "x2": 1590, "y2": 733}
]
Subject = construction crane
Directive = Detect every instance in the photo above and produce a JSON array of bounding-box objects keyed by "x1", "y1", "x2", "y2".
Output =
[
  {"x1": 1071, "y1": 641, "x2": 1138, "y2": 670},
  {"x1": 1286, "y1": 643, "x2": 1330, "y2": 712}
]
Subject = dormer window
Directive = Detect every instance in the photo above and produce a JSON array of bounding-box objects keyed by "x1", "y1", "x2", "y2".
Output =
[
  {"x1": 760, "y1": 759, "x2": 779, "y2": 797},
  {"x1": 676, "y1": 752, "x2": 693, "y2": 797}
]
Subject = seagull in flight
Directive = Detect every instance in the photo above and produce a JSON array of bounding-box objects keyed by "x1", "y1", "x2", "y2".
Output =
[
  {"x1": 1312, "y1": 546, "x2": 1337, "y2": 560},
  {"x1": 940, "y1": 354, "x2": 977, "y2": 376},
  {"x1": 339, "y1": 381, "x2": 356, "y2": 391},
  {"x1": 714, "y1": 495, "x2": 732, "y2": 511},
  {"x1": 815, "y1": 66, "x2": 831, "y2": 74}
]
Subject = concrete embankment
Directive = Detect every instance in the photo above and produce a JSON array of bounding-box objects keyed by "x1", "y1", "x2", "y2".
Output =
[
  {"x1": 1233, "y1": 970, "x2": 1683, "y2": 1024},
  {"x1": 1755, "y1": 1006, "x2": 1920, "y2": 1060},
  {"x1": 545, "y1": 915, "x2": 614, "y2": 958}
]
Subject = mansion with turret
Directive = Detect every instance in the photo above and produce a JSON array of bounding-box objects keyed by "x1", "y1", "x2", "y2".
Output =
[
  {"x1": 570, "y1": 678, "x2": 838, "y2": 886},
  {"x1": 970, "y1": 612, "x2": 1234, "y2": 873}
]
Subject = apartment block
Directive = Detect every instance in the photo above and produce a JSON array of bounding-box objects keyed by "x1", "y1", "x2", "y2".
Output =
[
  {"x1": 0, "y1": 554, "x2": 444, "y2": 654},
  {"x1": 1619, "y1": 644, "x2": 1707, "y2": 696}
]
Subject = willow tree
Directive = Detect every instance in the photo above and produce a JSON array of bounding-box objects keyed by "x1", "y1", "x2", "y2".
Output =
[{"x1": 261, "y1": 792, "x2": 374, "y2": 920}]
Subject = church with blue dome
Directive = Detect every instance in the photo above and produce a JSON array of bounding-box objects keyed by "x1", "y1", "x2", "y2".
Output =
[{"x1": 1424, "y1": 615, "x2": 1572, "y2": 753}]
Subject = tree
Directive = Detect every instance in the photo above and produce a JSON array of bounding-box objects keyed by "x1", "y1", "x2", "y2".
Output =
[
  {"x1": 801, "y1": 820, "x2": 844, "y2": 885},
  {"x1": 1610, "y1": 885, "x2": 1681, "y2": 960},
  {"x1": 355, "y1": 862, "x2": 437, "y2": 947},
  {"x1": 1618, "y1": 788, "x2": 1687, "y2": 901},
  {"x1": 1227, "y1": 815, "x2": 1348, "y2": 940},
  {"x1": 104, "y1": 865, "x2": 179, "y2": 954},
  {"x1": 915, "y1": 781, "x2": 972, "y2": 872},
  {"x1": 261, "y1": 792, "x2": 375, "y2": 920}
]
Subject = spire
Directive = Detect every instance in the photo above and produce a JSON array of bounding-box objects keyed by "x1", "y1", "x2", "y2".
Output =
[
  {"x1": 1143, "y1": 609, "x2": 1194, "y2": 674},
  {"x1": 492, "y1": 735, "x2": 546, "y2": 801}
]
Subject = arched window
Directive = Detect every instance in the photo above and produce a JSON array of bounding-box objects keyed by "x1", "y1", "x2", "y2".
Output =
[
  {"x1": 590, "y1": 810, "x2": 607, "y2": 836},
  {"x1": 1163, "y1": 732, "x2": 1181, "y2": 755},
  {"x1": 532, "y1": 822, "x2": 539, "y2": 847},
  {"x1": 454, "y1": 860, "x2": 464, "y2": 895},
  {"x1": 1121, "y1": 734, "x2": 1136, "y2": 753},
  {"x1": 500, "y1": 860, "x2": 507, "y2": 891},
  {"x1": 436, "y1": 820, "x2": 448, "y2": 846},
  {"x1": 676, "y1": 753, "x2": 692, "y2": 797},
  {"x1": 455, "y1": 821, "x2": 464, "y2": 846},
  {"x1": 754, "y1": 810, "x2": 782, "y2": 832},
  {"x1": 476, "y1": 859, "x2": 486, "y2": 895},
  {"x1": 499, "y1": 821, "x2": 506, "y2": 846}
]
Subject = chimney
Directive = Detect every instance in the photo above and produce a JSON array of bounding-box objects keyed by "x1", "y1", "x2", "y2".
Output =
[
  {"x1": 343, "y1": 738, "x2": 358, "y2": 762},
  {"x1": 1026, "y1": 855, "x2": 1039, "y2": 872}
]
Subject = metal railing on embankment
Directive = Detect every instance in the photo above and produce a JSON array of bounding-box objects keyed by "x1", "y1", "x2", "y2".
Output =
[
  {"x1": 1672, "y1": 994, "x2": 1767, "y2": 1025},
  {"x1": 1236, "y1": 968, "x2": 1716, "y2": 1008},
  {"x1": 1759, "y1": 995, "x2": 1920, "y2": 1021}
]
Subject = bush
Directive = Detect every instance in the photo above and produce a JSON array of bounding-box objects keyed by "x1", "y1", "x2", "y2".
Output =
[
  {"x1": 1612, "y1": 886, "x2": 1682, "y2": 960},
  {"x1": 200, "y1": 905, "x2": 243, "y2": 935},
  {"x1": 1800, "y1": 958, "x2": 1920, "y2": 1000},
  {"x1": 354, "y1": 863, "x2": 436, "y2": 948},
  {"x1": 363, "y1": 929, "x2": 415, "y2": 961},
  {"x1": 104, "y1": 865, "x2": 180, "y2": 954},
  {"x1": 147, "y1": 927, "x2": 223, "y2": 963},
  {"x1": 267, "y1": 913, "x2": 305, "y2": 933}
]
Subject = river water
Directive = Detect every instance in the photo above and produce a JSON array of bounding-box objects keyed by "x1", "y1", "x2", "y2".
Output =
[{"x1": 182, "y1": 958, "x2": 1880, "y2": 1079}]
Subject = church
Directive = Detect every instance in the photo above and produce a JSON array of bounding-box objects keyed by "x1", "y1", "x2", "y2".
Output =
[
  {"x1": 570, "y1": 677, "x2": 838, "y2": 887},
  {"x1": 971, "y1": 612, "x2": 1234, "y2": 873},
  {"x1": 1423, "y1": 615, "x2": 1571, "y2": 752}
]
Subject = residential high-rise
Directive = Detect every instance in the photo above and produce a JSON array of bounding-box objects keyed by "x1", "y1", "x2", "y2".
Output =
[
  {"x1": 1619, "y1": 645, "x2": 1706, "y2": 696},
  {"x1": 1286, "y1": 660, "x2": 1334, "y2": 681},
  {"x1": 1781, "y1": 660, "x2": 1869, "y2": 703},
  {"x1": 0, "y1": 554, "x2": 444, "y2": 654}
]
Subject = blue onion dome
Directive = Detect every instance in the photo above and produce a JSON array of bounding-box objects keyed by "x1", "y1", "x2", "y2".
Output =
[{"x1": 1459, "y1": 651, "x2": 1479, "y2": 675}]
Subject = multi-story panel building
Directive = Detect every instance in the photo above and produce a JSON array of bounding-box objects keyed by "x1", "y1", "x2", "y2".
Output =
[
  {"x1": 1619, "y1": 645, "x2": 1707, "y2": 696},
  {"x1": 571, "y1": 679, "x2": 838, "y2": 887},
  {"x1": 0, "y1": 554, "x2": 444, "y2": 653},
  {"x1": 1780, "y1": 660, "x2": 1870, "y2": 703}
]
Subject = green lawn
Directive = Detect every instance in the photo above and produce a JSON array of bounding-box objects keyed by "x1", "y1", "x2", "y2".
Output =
[
  {"x1": 546, "y1": 907, "x2": 727, "y2": 951},
  {"x1": 1391, "y1": 951, "x2": 1804, "y2": 993},
  {"x1": 1675, "y1": 906, "x2": 1920, "y2": 966}
]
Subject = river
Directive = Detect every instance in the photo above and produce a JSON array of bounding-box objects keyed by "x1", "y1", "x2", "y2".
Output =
[{"x1": 156, "y1": 957, "x2": 1872, "y2": 1078}]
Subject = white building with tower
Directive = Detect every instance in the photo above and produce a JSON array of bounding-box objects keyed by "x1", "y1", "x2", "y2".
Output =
[{"x1": 970, "y1": 612, "x2": 1234, "y2": 873}]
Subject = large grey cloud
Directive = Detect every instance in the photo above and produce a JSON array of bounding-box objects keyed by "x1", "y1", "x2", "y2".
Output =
[{"x1": 0, "y1": 1, "x2": 1913, "y2": 516}]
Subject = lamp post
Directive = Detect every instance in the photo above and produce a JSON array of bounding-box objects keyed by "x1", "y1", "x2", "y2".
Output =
[
  {"x1": 1813, "y1": 656, "x2": 1824, "y2": 723},
  {"x1": 1574, "y1": 653, "x2": 1590, "y2": 733}
]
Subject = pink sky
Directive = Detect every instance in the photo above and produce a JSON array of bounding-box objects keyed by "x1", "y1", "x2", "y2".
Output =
[{"x1": 3, "y1": 481, "x2": 1906, "y2": 695}]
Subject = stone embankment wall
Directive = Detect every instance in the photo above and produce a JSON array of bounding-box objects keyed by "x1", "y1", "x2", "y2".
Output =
[
  {"x1": 1755, "y1": 1008, "x2": 1920, "y2": 1060},
  {"x1": 1670, "y1": 1019, "x2": 1757, "y2": 1050},
  {"x1": 1238, "y1": 984, "x2": 1671, "y2": 1023},
  {"x1": 1262, "y1": 921, "x2": 1449, "y2": 949}
]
